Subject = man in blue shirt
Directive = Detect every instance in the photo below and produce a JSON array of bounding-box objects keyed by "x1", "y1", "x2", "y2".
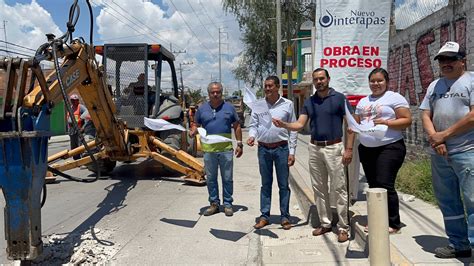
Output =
[
  {"x1": 190, "y1": 82, "x2": 243, "y2": 217},
  {"x1": 273, "y1": 68, "x2": 354, "y2": 242},
  {"x1": 248, "y1": 76, "x2": 297, "y2": 230}
]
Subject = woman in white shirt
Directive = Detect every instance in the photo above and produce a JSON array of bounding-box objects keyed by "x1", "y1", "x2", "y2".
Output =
[{"x1": 354, "y1": 68, "x2": 412, "y2": 234}]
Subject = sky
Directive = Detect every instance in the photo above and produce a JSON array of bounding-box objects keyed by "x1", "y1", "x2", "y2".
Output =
[
  {"x1": 0, "y1": 0, "x2": 243, "y2": 94},
  {"x1": 0, "y1": 0, "x2": 449, "y2": 94},
  {"x1": 394, "y1": 0, "x2": 448, "y2": 29}
]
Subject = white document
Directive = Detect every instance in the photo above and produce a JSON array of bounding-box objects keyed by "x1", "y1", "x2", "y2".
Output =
[
  {"x1": 243, "y1": 89, "x2": 272, "y2": 129},
  {"x1": 345, "y1": 103, "x2": 387, "y2": 139},
  {"x1": 197, "y1": 127, "x2": 236, "y2": 144},
  {"x1": 144, "y1": 117, "x2": 186, "y2": 131},
  {"x1": 243, "y1": 87, "x2": 257, "y2": 105}
]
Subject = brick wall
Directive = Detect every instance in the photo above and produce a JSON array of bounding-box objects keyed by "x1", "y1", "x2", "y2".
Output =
[{"x1": 388, "y1": 0, "x2": 473, "y2": 156}]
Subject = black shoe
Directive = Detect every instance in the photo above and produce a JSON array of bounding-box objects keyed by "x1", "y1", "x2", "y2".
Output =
[
  {"x1": 203, "y1": 203, "x2": 219, "y2": 216},
  {"x1": 434, "y1": 246, "x2": 471, "y2": 258}
]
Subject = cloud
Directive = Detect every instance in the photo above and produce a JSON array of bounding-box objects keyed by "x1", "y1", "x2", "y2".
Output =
[
  {"x1": 0, "y1": 0, "x2": 61, "y2": 55},
  {"x1": 0, "y1": 0, "x2": 243, "y2": 91},
  {"x1": 394, "y1": 0, "x2": 448, "y2": 29}
]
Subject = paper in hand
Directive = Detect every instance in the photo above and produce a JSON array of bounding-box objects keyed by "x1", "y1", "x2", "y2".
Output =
[
  {"x1": 197, "y1": 127, "x2": 236, "y2": 144},
  {"x1": 243, "y1": 87, "x2": 257, "y2": 105},
  {"x1": 344, "y1": 102, "x2": 387, "y2": 139},
  {"x1": 144, "y1": 117, "x2": 186, "y2": 131}
]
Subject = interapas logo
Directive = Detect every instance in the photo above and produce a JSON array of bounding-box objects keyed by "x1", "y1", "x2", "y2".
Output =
[{"x1": 319, "y1": 9, "x2": 387, "y2": 29}]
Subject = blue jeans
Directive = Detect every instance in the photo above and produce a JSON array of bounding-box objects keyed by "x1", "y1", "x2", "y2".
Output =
[
  {"x1": 257, "y1": 145, "x2": 290, "y2": 221},
  {"x1": 203, "y1": 151, "x2": 234, "y2": 208},
  {"x1": 431, "y1": 151, "x2": 474, "y2": 250}
]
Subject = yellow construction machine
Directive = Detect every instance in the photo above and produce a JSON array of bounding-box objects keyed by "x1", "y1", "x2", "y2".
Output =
[{"x1": 0, "y1": 0, "x2": 204, "y2": 262}]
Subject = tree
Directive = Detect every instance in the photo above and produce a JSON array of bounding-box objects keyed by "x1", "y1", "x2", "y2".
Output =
[
  {"x1": 189, "y1": 88, "x2": 203, "y2": 105},
  {"x1": 223, "y1": 0, "x2": 314, "y2": 88},
  {"x1": 232, "y1": 90, "x2": 242, "y2": 97}
]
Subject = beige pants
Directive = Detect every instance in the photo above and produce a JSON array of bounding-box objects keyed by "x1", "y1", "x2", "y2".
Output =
[{"x1": 308, "y1": 142, "x2": 349, "y2": 231}]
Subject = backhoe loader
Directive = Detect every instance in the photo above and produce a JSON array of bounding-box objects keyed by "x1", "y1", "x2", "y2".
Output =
[{"x1": 0, "y1": 1, "x2": 204, "y2": 262}]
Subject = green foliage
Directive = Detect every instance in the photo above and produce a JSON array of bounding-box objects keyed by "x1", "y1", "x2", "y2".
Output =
[
  {"x1": 396, "y1": 159, "x2": 436, "y2": 204},
  {"x1": 222, "y1": 0, "x2": 314, "y2": 88},
  {"x1": 189, "y1": 89, "x2": 203, "y2": 105}
]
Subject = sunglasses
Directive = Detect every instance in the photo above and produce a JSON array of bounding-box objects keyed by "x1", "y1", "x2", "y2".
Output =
[{"x1": 437, "y1": 56, "x2": 462, "y2": 63}]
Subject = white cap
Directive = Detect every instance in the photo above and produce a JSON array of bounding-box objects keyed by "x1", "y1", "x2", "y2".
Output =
[
  {"x1": 69, "y1": 94, "x2": 79, "y2": 100},
  {"x1": 434, "y1": 41, "x2": 466, "y2": 60}
]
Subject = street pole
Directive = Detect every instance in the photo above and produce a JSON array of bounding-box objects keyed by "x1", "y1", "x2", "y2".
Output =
[
  {"x1": 285, "y1": 1, "x2": 293, "y2": 102},
  {"x1": 218, "y1": 27, "x2": 222, "y2": 84},
  {"x1": 179, "y1": 63, "x2": 185, "y2": 109},
  {"x1": 179, "y1": 61, "x2": 193, "y2": 108},
  {"x1": 276, "y1": 0, "x2": 282, "y2": 95}
]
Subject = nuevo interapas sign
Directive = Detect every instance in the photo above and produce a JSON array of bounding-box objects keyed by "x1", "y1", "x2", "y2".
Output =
[{"x1": 315, "y1": 0, "x2": 392, "y2": 95}]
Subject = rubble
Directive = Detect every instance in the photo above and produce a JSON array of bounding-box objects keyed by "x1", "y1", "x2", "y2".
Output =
[{"x1": 33, "y1": 227, "x2": 120, "y2": 265}]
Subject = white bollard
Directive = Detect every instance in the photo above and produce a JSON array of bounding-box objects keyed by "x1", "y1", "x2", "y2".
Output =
[{"x1": 367, "y1": 188, "x2": 390, "y2": 266}]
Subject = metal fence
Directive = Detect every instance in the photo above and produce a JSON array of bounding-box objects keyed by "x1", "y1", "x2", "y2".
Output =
[{"x1": 103, "y1": 44, "x2": 149, "y2": 128}]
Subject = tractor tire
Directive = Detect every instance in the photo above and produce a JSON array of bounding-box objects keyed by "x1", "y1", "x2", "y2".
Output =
[{"x1": 87, "y1": 158, "x2": 117, "y2": 175}]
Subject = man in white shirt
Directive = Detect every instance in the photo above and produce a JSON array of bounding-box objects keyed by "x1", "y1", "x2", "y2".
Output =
[{"x1": 247, "y1": 76, "x2": 297, "y2": 230}]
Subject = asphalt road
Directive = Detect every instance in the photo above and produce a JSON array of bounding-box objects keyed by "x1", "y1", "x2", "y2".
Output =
[{"x1": 0, "y1": 136, "x2": 295, "y2": 265}]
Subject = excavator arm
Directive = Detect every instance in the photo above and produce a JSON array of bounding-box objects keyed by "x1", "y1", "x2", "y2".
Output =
[
  {"x1": 25, "y1": 40, "x2": 128, "y2": 157},
  {"x1": 0, "y1": 37, "x2": 205, "y2": 262}
]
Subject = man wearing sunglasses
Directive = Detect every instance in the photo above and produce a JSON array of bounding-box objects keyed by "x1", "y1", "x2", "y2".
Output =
[
  {"x1": 420, "y1": 41, "x2": 474, "y2": 259},
  {"x1": 190, "y1": 82, "x2": 243, "y2": 217}
]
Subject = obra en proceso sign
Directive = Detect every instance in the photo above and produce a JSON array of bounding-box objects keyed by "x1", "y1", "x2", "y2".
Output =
[{"x1": 315, "y1": 0, "x2": 391, "y2": 95}]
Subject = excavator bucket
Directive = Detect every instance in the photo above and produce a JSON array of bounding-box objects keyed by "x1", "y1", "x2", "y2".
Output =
[{"x1": 0, "y1": 57, "x2": 51, "y2": 260}]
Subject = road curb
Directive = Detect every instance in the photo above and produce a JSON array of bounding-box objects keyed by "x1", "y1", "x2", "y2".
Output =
[{"x1": 49, "y1": 135, "x2": 70, "y2": 144}]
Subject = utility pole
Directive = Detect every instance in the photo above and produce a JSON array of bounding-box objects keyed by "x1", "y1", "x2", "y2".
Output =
[
  {"x1": 178, "y1": 61, "x2": 193, "y2": 109},
  {"x1": 284, "y1": 1, "x2": 293, "y2": 102},
  {"x1": 276, "y1": 0, "x2": 283, "y2": 95},
  {"x1": 218, "y1": 27, "x2": 228, "y2": 94},
  {"x1": 178, "y1": 61, "x2": 194, "y2": 94},
  {"x1": 171, "y1": 43, "x2": 187, "y2": 58},
  {"x1": 219, "y1": 27, "x2": 221, "y2": 84},
  {"x1": 1, "y1": 21, "x2": 7, "y2": 55}
]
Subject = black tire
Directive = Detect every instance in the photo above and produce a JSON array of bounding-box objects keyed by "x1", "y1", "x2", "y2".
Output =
[{"x1": 87, "y1": 158, "x2": 117, "y2": 175}]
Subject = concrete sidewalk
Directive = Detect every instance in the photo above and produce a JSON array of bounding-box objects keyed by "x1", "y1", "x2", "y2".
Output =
[{"x1": 289, "y1": 133, "x2": 473, "y2": 265}]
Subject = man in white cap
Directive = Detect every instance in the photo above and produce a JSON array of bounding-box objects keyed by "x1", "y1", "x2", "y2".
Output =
[
  {"x1": 67, "y1": 94, "x2": 87, "y2": 159},
  {"x1": 420, "y1": 41, "x2": 474, "y2": 258}
]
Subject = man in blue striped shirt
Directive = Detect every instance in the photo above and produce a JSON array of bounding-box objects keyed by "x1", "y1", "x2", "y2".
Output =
[{"x1": 248, "y1": 76, "x2": 297, "y2": 230}]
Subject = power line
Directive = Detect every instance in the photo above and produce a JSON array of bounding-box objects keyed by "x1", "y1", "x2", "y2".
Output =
[
  {"x1": 186, "y1": 0, "x2": 215, "y2": 39},
  {"x1": 109, "y1": 1, "x2": 182, "y2": 49},
  {"x1": 199, "y1": 1, "x2": 219, "y2": 30},
  {"x1": 98, "y1": 19, "x2": 236, "y2": 42},
  {"x1": 0, "y1": 49, "x2": 31, "y2": 58},
  {"x1": 168, "y1": 0, "x2": 217, "y2": 60},
  {"x1": 98, "y1": 1, "x2": 161, "y2": 43},
  {"x1": 0, "y1": 40, "x2": 36, "y2": 52}
]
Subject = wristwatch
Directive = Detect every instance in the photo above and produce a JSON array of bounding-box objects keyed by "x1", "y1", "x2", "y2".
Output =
[{"x1": 237, "y1": 141, "x2": 243, "y2": 148}]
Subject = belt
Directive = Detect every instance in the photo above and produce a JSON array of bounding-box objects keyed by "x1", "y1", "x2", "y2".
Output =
[
  {"x1": 311, "y1": 138, "x2": 342, "y2": 147},
  {"x1": 258, "y1": 140, "x2": 288, "y2": 149}
]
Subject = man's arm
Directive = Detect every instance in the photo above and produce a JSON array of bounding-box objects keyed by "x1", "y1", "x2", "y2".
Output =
[
  {"x1": 233, "y1": 121, "x2": 243, "y2": 158},
  {"x1": 273, "y1": 114, "x2": 308, "y2": 131},
  {"x1": 189, "y1": 108, "x2": 201, "y2": 137},
  {"x1": 247, "y1": 110, "x2": 258, "y2": 146},
  {"x1": 429, "y1": 107, "x2": 474, "y2": 146},
  {"x1": 287, "y1": 103, "x2": 298, "y2": 166},
  {"x1": 342, "y1": 115, "x2": 354, "y2": 166},
  {"x1": 421, "y1": 109, "x2": 447, "y2": 155}
]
